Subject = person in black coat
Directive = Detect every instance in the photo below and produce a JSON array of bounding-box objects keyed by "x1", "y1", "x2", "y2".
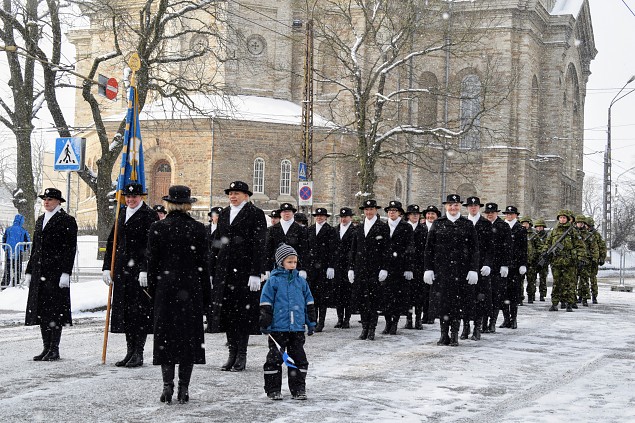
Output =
[
  {"x1": 333, "y1": 207, "x2": 355, "y2": 329},
  {"x1": 204, "y1": 206, "x2": 223, "y2": 333},
  {"x1": 462, "y1": 197, "x2": 494, "y2": 341},
  {"x1": 500, "y1": 206, "x2": 528, "y2": 329},
  {"x1": 24, "y1": 188, "x2": 78, "y2": 362},
  {"x1": 482, "y1": 203, "x2": 512, "y2": 333},
  {"x1": 421, "y1": 205, "x2": 441, "y2": 324},
  {"x1": 265, "y1": 202, "x2": 309, "y2": 278},
  {"x1": 147, "y1": 185, "x2": 210, "y2": 405},
  {"x1": 348, "y1": 199, "x2": 390, "y2": 341},
  {"x1": 403, "y1": 204, "x2": 425, "y2": 330},
  {"x1": 209, "y1": 181, "x2": 267, "y2": 372},
  {"x1": 381, "y1": 201, "x2": 414, "y2": 335},
  {"x1": 424, "y1": 194, "x2": 479, "y2": 347},
  {"x1": 102, "y1": 183, "x2": 158, "y2": 368},
  {"x1": 307, "y1": 207, "x2": 336, "y2": 332}
]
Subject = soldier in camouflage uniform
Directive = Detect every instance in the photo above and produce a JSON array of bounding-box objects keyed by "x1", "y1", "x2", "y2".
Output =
[
  {"x1": 587, "y1": 217, "x2": 606, "y2": 304},
  {"x1": 545, "y1": 210, "x2": 586, "y2": 312},
  {"x1": 533, "y1": 219, "x2": 550, "y2": 301},
  {"x1": 520, "y1": 217, "x2": 540, "y2": 304},
  {"x1": 574, "y1": 215, "x2": 599, "y2": 307}
]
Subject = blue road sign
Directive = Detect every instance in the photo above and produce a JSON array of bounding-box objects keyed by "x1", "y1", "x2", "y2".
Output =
[
  {"x1": 298, "y1": 162, "x2": 307, "y2": 181},
  {"x1": 54, "y1": 137, "x2": 85, "y2": 171}
]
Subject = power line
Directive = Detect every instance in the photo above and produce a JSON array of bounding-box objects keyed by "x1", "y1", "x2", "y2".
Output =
[{"x1": 621, "y1": 0, "x2": 635, "y2": 17}]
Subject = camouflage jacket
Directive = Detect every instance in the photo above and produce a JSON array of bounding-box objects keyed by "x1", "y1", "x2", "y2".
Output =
[{"x1": 544, "y1": 222, "x2": 586, "y2": 267}]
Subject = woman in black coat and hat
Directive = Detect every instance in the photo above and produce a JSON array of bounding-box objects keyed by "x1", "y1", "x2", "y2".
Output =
[{"x1": 147, "y1": 185, "x2": 211, "y2": 404}]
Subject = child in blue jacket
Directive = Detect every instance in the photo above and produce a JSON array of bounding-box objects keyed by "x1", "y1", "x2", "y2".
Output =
[{"x1": 260, "y1": 243, "x2": 316, "y2": 401}]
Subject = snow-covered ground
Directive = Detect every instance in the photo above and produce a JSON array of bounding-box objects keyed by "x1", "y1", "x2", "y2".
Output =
[{"x1": 1, "y1": 276, "x2": 634, "y2": 423}]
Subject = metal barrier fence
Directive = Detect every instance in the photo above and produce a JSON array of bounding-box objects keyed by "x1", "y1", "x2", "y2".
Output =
[{"x1": 1, "y1": 239, "x2": 105, "y2": 288}]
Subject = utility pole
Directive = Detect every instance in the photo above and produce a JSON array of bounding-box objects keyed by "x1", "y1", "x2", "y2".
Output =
[{"x1": 302, "y1": 19, "x2": 314, "y2": 181}]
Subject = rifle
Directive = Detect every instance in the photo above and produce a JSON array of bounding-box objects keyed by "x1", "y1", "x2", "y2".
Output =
[{"x1": 537, "y1": 225, "x2": 574, "y2": 267}]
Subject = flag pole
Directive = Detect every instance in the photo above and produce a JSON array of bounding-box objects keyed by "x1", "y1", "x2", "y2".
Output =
[{"x1": 102, "y1": 53, "x2": 142, "y2": 364}]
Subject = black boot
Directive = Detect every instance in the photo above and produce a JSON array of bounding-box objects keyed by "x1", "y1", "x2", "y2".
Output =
[
  {"x1": 540, "y1": 295, "x2": 545, "y2": 302},
  {"x1": 177, "y1": 363, "x2": 193, "y2": 404},
  {"x1": 381, "y1": 316, "x2": 391, "y2": 334},
  {"x1": 566, "y1": 303, "x2": 573, "y2": 312},
  {"x1": 33, "y1": 325, "x2": 51, "y2": 361},
  {"x1": 42, "y1": 326, "x2": 62, "y2": 361},
  {"x1": 460, "y1": 319, "x2": 470, "y2": 340},
  {"x1": 342, "y1": 310, "x2": 351, "y2": 329},
  {"x1": 449, "y1": 320, "x2": 460, "y2": 346},
  {"x1": 414, "y1": 313, "x2": 423, "y2": 330},
  {"x1": 528, "y1": 296, "x2": 534, "y2": 304},
  {"x1": 488, "y1": 313, "x2": 497, "y2": 333},
  {"x1": 510, "y1": 305, "x2": 518, "y2": 329},
  {"x1": 116, "y1": 333, "x2": 135, "y2": 367},
  {"x1": 221, "y1": 333, "x2": 238, "y2": 371},
  {"x1": 231, "y1": 334, "x2": 248, "y2": 372},
  {"x1": 125, "y1": 333, "x2": 146, "y2": 368},
  {"x1": 571, "y1": 302, "x2": 578, "y2": 309},
  {"x1": 592, "y1": 296, "x2": 598, "y2": 304},
  {"x1": 389, "y1": 316, "x2": 399, "y2": 335},
  {"x1": 582, "y1": 298, "x2": 588, "y2": 307},
  {"x1": 499, "y1": 307, "x2": 510, "y2": 328},
  {"x1": 471, "y1": 320, "x2": 481, "y2": 341},
  {"x1": 549, "y1": 304, "x2": 558, "y2": 311},
  {"x1": 560, "y1": 302, "x2": 566, "y2": 309},
  {"x1": 437, "y1": 320, "x2": 450, "y2": 346},
  {"x1": 315, "y1": 306, "x2": 326, "y2": 332},
  {"x1": 404, "y1": 313, "x2": 414, "y2": 329},
  {"x1": 334, "y1": 308, "x2": 343, "y2": 328},
  {"x1": 481, "y1": 316, "x2": 490, "y2": 334},
  {"x1": 160, "y1": 364, "x2": 175, "y2": 404},
  {"x1": 358, "y1": 323, "x2": 369, "y2": 340},
  {"x1": 367, "y1": 325, "x2": 376, "y2": 341}
]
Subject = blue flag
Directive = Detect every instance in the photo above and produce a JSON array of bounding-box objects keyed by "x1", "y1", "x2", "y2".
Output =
[
  {"x1": 116, "y1": 86, "x2": 145, "y2": 194},
  {"x1": 268, "y1": 334, "x2": 298, "y2": 369}
]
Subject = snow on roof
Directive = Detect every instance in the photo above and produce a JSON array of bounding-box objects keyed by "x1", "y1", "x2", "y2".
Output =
[
  {"x1": 113, "y1": 94, "x2": 335, "y2": 128},
  {"x1": 551, "y1": 0, "x2": 584, "y2": 17}
]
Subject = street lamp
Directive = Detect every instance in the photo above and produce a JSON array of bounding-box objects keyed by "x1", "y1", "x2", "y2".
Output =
[{"x1": 602, "y1": 75, "x2": 635, "y2": 263}]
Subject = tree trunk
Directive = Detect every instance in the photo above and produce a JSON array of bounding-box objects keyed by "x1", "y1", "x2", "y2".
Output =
[{"x1": 14, "y1": 130, "x2": 36, "y2": 235}]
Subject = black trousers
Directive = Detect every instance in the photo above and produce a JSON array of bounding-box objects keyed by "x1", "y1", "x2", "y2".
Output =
[{"x1": 263, "y1": 332, "x2": 308, "y2": 396}]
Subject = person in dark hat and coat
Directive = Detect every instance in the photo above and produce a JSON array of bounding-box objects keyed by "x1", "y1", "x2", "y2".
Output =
[
  {"x1": 147, "y1": 185, "x2": 211, "y2": 404},
  {"x1": 209, "y1": 181, "x2": 267, "y2": 372},
  {"x1": 153, "y1": 204, "x2": 167, "y2": 220},
  {"x1": 103, "y1": 183, "x2": 158, "y2": 367},
  {"x1": 500, "y1": 205, "x2": 528, "y2": 329},
  {"x1": 424, "y1": 194, "x2": 479, "y2": 347},
  {"x1": 422, "y1": 205, "x2": 441, "y2": 324},
  {"x1": 265, "y1": 202, "x2": 309, "y2": 279},
  {"x1": 333, "y1": 207, "x2": 355, "y2": 329},
  {"x1": 482, "y1": 203, "x2": 512, "y2": 333},
  {"x1": 24, "y1": 188, "x2": 78, "y2": 361},
  {"x1": 348, "y1": 199, "x2": 390, "y2": 341},
  {"x1": 307, "y1": 207, "x2": 336, "y2": 332},
  {"x1": 204, "y1": 206, "x2": 224, "y2": 333},
  {"x1": 462, "y1": 196, "x2": 494, "y2": 341},
  {"x1": 403, "y1": 204, "x2": 426, "y2": 330},
  {"x1": 381, "y1": 200, "x2": 414, "y2": 335},
  {"x1": 269, "y1": 209, "x2": 281, "y2": 226}
]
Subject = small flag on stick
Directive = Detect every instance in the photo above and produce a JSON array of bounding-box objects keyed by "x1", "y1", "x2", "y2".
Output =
[{"x1": 268, "y1": 334, "x2": 297, "y2": 368}]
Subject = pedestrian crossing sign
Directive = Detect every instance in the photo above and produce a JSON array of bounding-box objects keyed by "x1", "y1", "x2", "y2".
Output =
[{"x1": 54, "y1": 137, "x2": 85, "y2": 171}]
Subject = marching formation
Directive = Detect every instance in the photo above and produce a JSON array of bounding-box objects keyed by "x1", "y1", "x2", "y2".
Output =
[{"x1": 22, "y1": 182, "x2": 606, "y2": 404}]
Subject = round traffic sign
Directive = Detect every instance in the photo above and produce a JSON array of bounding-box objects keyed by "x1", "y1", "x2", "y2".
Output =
[
  {"x1": 105, "y1": 78, "x2": 118, "y2": 100},
  {"x1": 299, "y1": 185, "x2": 312, "y2": 201}
]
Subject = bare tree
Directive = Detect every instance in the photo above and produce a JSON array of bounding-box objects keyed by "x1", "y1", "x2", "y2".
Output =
[
  {"x1": 308, "y1": 0, "x2": 513, "y2": 203},
  {"x1": 582, "y1": 175, "x2": 602, "y2": 225},
  {"x1": 613, "y1": 180, "x2": 635, "y2": 249}
]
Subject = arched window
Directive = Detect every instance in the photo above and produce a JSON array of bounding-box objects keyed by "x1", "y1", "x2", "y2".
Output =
[
  {"x1": 459, "y1": 74, "x2": 482, "y2": 149},
  {"x1": 280, "y1": 160, "x2": 291, "y2": 195},
  {"x1": 253, "y1": 158, "x2": 265, "y2": 194},
  {"x1": 395, "y1": 178, "x2": 403, "y2": 201},
  {"x1": 417, "y1": 72, "x2": 439, "y2": 128}
]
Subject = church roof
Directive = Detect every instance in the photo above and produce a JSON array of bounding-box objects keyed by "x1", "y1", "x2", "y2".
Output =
[
  {"x1": 130, "y1": 94, "x2": 334, "y2": 128},
  {"x1": 551, "y1": 0, "x2": 584, "y2": 17}
]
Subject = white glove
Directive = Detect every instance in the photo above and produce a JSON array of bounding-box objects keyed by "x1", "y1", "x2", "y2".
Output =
[
  {"x1": 378, "y1": 270, "x2": 388, "y2": 282},
  {"x1": 264, "y1": 271, "x2": 270, "y2": 281},
  {"x1": 210, "y1": 276, "x2": 214, "y2": 290},
  {"x1": 403, "y1": 271, "x2": 413, "y2": 281},
  {"x1": 138, "y1": 272, "x2": 148, "y2": 287},
  {"x1": 466, "y1": 271, "x2": 478, "y2": 285},
  {"x1": 59, "y1": 273, "x2": 71, "y2": 289},
  {"x1": 248, "y1": 275, "x2": 261, "y2": 292},
  {"x1": 423, "y1": 270, "x2": 435, "y2": 285},
  {"x1": 102, "y1": 270, "x2": 113, "y2": 286},
  {"x1": 298, "y1": 270, "x2": 307, "y2": 280},
  {"x1": 480, "y1": 266, "x2": 491, "y2": 276},
  {"x1": 519, "y1": 266, "x2": 527, "y2": 275},
  {"x1": 326, "y1": 268, "x2": 335, "y2": 279},
  {"x1": 23, "y1": 274, "x2": 31, "y2": 288},
  {"x1": 348, "y1": 270, "x2": 355, "y2": 284},
  {"x1": 500, "y1": 266, "x2": 509, "y2": 278}
]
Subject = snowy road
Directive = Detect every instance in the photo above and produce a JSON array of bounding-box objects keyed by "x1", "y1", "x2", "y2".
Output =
[{"x1": 1, "y1": 280, "x2": 634, "y2": 423}]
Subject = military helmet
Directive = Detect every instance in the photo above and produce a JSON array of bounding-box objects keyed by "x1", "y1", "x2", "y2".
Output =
[
  {"x1": 567, "y1": 210, "x2": 576, "y2": 222},
  {"x1": 556, "y1": 209, "x2": 570, "y2": 220},
  {"x1": 587, "y1": 217, "x2": 596, "y2": 226},
  {"x1": 575, "y1": 214, "x2": 587, "y2": 225},
  {"x1": 519, "y1": 216, "x2": 533, "y2": 225},
  {"x1": 534, "y1": 219, "x2": 547, "y2": 227}
]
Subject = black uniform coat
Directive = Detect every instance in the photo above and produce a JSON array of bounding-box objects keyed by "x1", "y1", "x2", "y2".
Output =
[
  {"x1": 147, "y1": 211, "x2": 210, "y2": 365},
  {"x1": 265, "y1": 221, "x2": 309, "y2": 272},
  {"x1": 209, "y1": 202, "x2": 267, "y2": 334},
  {"x1": 507, "y1": 220, "x2": 528, "y2": 303},
  {"x1": 307, "y1": 222, "x2": 336, "y2": 306},
  {"x1": 490, "y1": 217, "x2": 512, "y2": 310},
  {"x1": 103, "y1": 203, "x2": 158, "y2": 333},
  {"x1": 409, "y1": 222, "x2": 428, "y2": 307},
  {"x1": 333, "y1": 223, "x2": 355, "y2": 309},
  {"x1": 424, "y1": 216, "x2": 479, "y2": 320},
  {"x1": 348, "y1": 219, "x2": 391, "y2": 314},
  {"x1": 25, "y1": 209, "x2": 78, "y2": 326},
  {"x1": 383, "y1": 219, "x2": 414, "y2": 316},
  {"x1": 467, "y1": 215, "x2": 495, "y2": 319}
]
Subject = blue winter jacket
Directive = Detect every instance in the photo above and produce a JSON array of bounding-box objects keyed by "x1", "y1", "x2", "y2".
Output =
[
  {"x1": 3, "y1": 214, "x2": 30, "y2": 257},
  {"x1": 259, "y1": 267, "x2": 316, "y2": 332}
]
